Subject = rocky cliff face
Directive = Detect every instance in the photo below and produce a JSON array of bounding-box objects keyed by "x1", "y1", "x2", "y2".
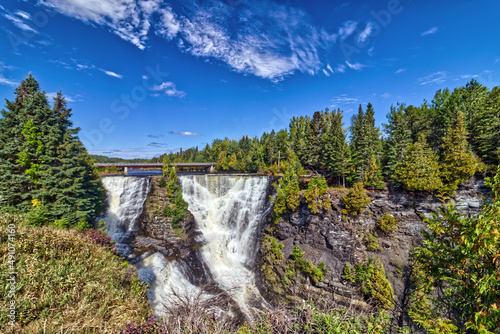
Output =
[{"x1": 256, "y1": 176, "x2": 488, "y2": 315}]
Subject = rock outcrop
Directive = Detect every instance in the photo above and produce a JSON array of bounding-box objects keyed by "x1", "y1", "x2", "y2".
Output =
[{"x1": 256, "y1": 176, "x2": 488, "y2": 314}]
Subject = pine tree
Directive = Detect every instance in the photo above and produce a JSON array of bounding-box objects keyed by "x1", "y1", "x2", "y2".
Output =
[
  {"x1": 395, "y1": 134, "x2": 442, "y2": 191},
  {"x1": 0, "y1": 75, "x2": 106, "y2": 225},
  {"x1": 439, "y1": 111, "x2": 477, "y2": 194}
]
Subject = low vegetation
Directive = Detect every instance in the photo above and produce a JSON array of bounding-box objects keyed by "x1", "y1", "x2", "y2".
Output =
[
  {"x1": 377, "y1": 212, "x2": 399, "y2": 234},
  {"x1": 303, "y1": 176, "x2": 332, "y2": 214},
  {"x1": 341, "y1": 182, "x2": 372, "y2": 216},
  {"x1": 162, "y1": 165, "x2": 188, "y2": 229},
  {"x1": 0, "y1": 213, "x2": 150, "y2": 333},
  {"x1": 342, "y1": 258, "x2": 394, "y2": 310}
]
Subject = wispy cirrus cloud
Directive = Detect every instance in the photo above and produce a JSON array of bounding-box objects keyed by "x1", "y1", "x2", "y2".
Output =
[
  {"x1": 36, "y1": 0, "x2": 351, "y2": 80},
  {"x1": 1, "y1": 6, "x2": 38, "y2": 34},
  {"x1": 148, "y1": 142, "x2": 169, "y2": 147},
  {"x1": 395, "y1": 68, "x2": 406, "y2": 74},
  {"x1": 152, "y1": 81, "x2": 186, "y2": 98},
  {"x1": 338, "y1": 20, "x2": 358, "y2": 41},
  {"x1": 421, "y1": 27, "x2": 438, "y2": 37},
  {"x1": 357, "y1": 22, "x2": 374, "y2": 44},
  {"x1": 345, "y1": 60, "x2": 367, "y2": 70},
  {"x1": 168, "y1": 131, "x2": 201, "y2": 136},
  {"x1": 330, "y1": 94, "x2": 359, "y2": 106},
  {"x1": 147, "y1": 134, "x2": 164, "y2": 139},
  {"x1": 100, "y1": 69, "x2": 124, "y2": 79},
  {"x1": 0, "y1": 62, "x2": 17, "y2": 86},
  {"x1": 418, "y1": 71, "x2": 447, "y2": 85}
]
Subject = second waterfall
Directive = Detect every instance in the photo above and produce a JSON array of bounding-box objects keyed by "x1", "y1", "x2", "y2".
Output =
[{"x1": 179, "y1": 174, "x2": 271, "y2": 316}]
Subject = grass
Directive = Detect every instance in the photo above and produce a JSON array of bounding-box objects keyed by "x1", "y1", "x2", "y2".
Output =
[{"x1": 0, "y1": 213, "x2": 151, "y2": 333}]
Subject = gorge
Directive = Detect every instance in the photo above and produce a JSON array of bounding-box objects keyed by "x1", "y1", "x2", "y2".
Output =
[{"x1": 100, "y1": 173, "x2": 489, "y2": 323}]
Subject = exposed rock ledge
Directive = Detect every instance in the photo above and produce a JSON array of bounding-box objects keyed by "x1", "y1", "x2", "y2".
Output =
[{"x1": 256, "y1": 176, "x2": 488, "y2": 316}]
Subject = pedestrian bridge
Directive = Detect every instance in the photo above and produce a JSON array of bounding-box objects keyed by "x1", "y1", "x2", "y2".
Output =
[{"x1": 94, "y1": 162, "x2": 216, "y2": 174}]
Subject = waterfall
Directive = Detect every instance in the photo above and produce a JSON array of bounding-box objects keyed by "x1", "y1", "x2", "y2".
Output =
[
  {"x1": 101, "y1": 174, "x2": 271, "y2": 318},
  {"x1": 101, "y1": 176, "x2": 151, "y2": 256},
  {"x1": 179, "y1": 175, "x2": 271, "y2": 316}
]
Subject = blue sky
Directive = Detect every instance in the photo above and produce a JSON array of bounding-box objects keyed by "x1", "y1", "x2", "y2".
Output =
[{"x1": 1, "y1": 0, "x2": 499, "y2": 159}]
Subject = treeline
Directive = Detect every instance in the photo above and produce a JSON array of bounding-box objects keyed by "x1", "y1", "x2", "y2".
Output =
[
  {"x1": 90, "y1": 154, "x2": 149, "y2": 163},
  {"x1": 161, "y1": 79, "x2": 499, "y2": 193}
]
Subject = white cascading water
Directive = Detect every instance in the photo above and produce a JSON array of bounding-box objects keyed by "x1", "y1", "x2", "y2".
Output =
[
  {"x1": 101, "y1": 176, "x2": 151, "y2": 255},
  {"x1": 102, "y1": 174, "x2": 271, "y2": 318},
  {"x1": 179, "y1": 175, "x2": 271, "y2": 316}
]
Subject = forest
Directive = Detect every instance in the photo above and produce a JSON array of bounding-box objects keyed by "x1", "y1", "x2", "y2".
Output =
[{"x1": 148, "y1": 79, "x2": 499, "y2": 194}]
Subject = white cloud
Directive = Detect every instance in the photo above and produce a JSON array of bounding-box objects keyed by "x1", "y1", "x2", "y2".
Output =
[
  {"x1": 0, "y1": 75, "x2": 17, "y2": 86},
  {"x1": 368, "y1": 46, "x2": 374, "y2": 56},
  {"x1": 345, "y1": 60, "x2": 366, "y2": 70},
  {"x1": 495, "y1": 57, "x2": 500, "y2": 64},
  {"x1": 38, "y1": 0, "x2": 343, "y2": 80},
  {"x1": 15, "y1": 10, "x2": 31, "y2": 20},
  {"x1": 381, "y1": 93, "x2": 391, "y2": 99},
  {"x1": 322, "y1": 69, "x2": 330, "y2": 77},
  {"x1": 338, "y1": 20, "x2": 358, "y2": 41},
  {"x1": 1, "y1": 9, "x2": 38, "y2": 34},
  {"x1": 336, "y1": 64, "x2": 346, "y2": 73},
  {"x1": 141, "y1": 74, "x2": 148, "y2": 80},
  {"x1": 101, "y1": 69, "x2": 124, "y2": 79},
  {"x1": 331, "y1": 94, "x2": 359, "y2": 107},
  {"x1": 459, "y1": 74, "x2": 479, "y2": 79},
  {"x1": 152, "y1": 81, "x2": 186, "y2": 98},
  {"x1": 395, "y1": 68, "x2": 406, "y2": 74},
  {"x1": 327, "y1": 64, "x2": 333, "y2": 73},
  {"x1": 418, "y1": 71, "x2": 447, "y2": 85},
  {"x1": 168, "y1": 131, "x2": 200, "y2": 136},
  {"x1": 421, "y1": 27, "x2": 438, "y2": 37},
  {"x1": 357, "y1": 22, "x2": 373, "y2": 44},
  {"x1": 39, "y1": 0, "x2": 160, "y2": 49}
]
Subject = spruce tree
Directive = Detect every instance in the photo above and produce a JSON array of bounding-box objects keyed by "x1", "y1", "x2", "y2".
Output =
[
  {"x1": 477, "y1": 86, "x2": 500, "y2": 164},
  {"x1": 384, "y1": 103, "x2": 412, "y2": 180},
  {"x1": 323, "y1": 109, "x2": 349, "y2": 187},
  {"x1": 439, "y1": 111, "x2": 477, "y2": 194},
  {"x1": 350, "y1": 103, "x2": 382, "y2": 183},
  {"x1": 0, "y1": 74, "x2": 106, "y2": 225}
]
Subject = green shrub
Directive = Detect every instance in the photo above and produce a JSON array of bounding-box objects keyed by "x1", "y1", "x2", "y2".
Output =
[
  {"x1": 341, "y1": 182, "x2": 372, "y2": 216},
  {"x1": 377, "y1": 212, "x2": 399, "y2": 234},
  {"x1": 365, "y1": 232, "x2": 382, "y2": 251},
  {"x1": 74, "y1": 218, "x2": 91, "y2": 231},
  {"x1": 158, "y1": 177, "x2": 167, "y2": 188},
  {"x1": 290, "y1": 245, "x2": 327, "y2": 283},
  {"x1": 343, "y1": 258, "x2": 394, "y2": 310},
  {"x1": 304, "y1": 176, "x2": 331, "y2": 214}
]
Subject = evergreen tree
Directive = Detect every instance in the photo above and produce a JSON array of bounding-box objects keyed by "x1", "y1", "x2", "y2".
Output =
[
  {"x1": 0, "y1": 74, "x2": 106, "y2": 225},
  {"x1": 323, "y1": 109, "x2": 349, "y2": 187},
  {"x1": 350, "y1": 103, "x2": 382, "y2": 183},
  {"x1": 439, "y1": 111, "x2": 477, "y2": 194},
  {"x1": 304, "y1": 110, "x2": 327, "y2": 169},
  {"x1": 384, "y1": 103, "x2": 412, "y2": 180},
  {"x1": 395, "y1": 135, "x2": 442, "y2": 191},
  {"x1": 477, "y1": 86, "x2": 500, "y2": 164}
]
